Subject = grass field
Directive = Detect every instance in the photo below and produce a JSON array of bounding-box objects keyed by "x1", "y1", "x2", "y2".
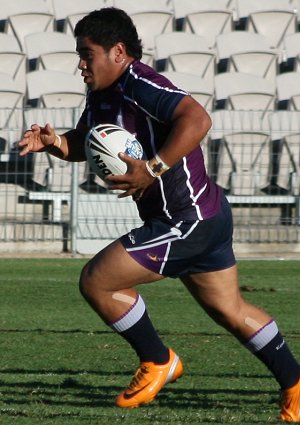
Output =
[{"x1": 0, "y1": 258, "x2": 299, "y2": 425}]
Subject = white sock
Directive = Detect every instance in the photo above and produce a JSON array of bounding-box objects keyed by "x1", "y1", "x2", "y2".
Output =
[{"x1": 110, "y1": 294, "x2": 145, "y2": 333}]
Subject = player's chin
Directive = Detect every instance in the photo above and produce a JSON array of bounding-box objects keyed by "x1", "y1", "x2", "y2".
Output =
[
  {"x1": 86, "y1": 79, "x2": 108, "y2": 92},
  {"x1": 84, "y1": 78, "x2": 96, "y2": 90}
]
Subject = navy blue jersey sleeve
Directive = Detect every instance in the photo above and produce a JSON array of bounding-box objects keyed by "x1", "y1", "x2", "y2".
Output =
[{"x1": 123, "y1": 63, "x2": 188, "y2": 123}]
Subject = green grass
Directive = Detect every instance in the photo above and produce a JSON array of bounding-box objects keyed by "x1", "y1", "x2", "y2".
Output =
[{"x1": 0, "y1": 259, "x2": 299, "y2": 424}]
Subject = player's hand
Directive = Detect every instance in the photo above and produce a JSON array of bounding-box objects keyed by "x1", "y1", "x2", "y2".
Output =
[
  {"x1": 19, "y1": 123, "x2": 56, "y2": 156},
  {"x1": 105, "y1": 152, "x2": 156, "y2": 200}
]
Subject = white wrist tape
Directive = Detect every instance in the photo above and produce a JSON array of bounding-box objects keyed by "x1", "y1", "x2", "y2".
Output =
[
  {"x1": 145, "y1": 160, "x2": 157, "y2": 178},
  {"x1": 154, "y1": 153, "x2": 170, "y2": 172},
  {"x1": 146, "y1": 154, "x2": 170, "y2": 178}
]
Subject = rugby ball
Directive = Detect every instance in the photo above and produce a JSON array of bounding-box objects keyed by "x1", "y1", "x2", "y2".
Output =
[{"x1": 85, "y1": 124, "x2": 144, "y2": 184}]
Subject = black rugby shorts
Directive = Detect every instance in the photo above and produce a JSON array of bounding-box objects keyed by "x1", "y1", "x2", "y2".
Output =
[{"x1": 120, "y1": 196, "x2": 236, "y2": 278}]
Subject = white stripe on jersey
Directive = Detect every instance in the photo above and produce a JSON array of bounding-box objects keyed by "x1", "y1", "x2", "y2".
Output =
[
  {"x1": 159, "y1": 221, "x2": 199, "y2": 273},
  {"x1": 129, "y1": 67, "x2": 187, "y2": 96},
  {"x1": 127, "y1": 227, "x2": 181, "y2": 252},
  {"x1": 183, "y1": 156, "x2": 207, "y2": 221},
  {"x1": 158, "y1": 176, "x2": 172, "y2": 219}
]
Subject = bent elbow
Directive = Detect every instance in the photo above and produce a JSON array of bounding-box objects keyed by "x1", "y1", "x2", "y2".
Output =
[{"x1": 203, "y1": 110, "x2": 212, "y2": 133}]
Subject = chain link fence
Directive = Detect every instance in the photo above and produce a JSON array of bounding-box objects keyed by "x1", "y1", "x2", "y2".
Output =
[{"x1": 0, "y1": 108, "x2": 299, "y2": 254}]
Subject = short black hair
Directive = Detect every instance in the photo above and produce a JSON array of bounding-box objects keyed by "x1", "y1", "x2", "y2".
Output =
[{"x1": 74, "y1": 7, "x2": 143, "y2": 60}]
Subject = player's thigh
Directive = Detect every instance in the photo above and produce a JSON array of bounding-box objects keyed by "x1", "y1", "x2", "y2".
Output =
[
  {"x1": 81, "y1": 239, "x2": 163, "y2": 292},
  {"x1": 180, "y1": 264, "x2": 243, "y2": 314}
]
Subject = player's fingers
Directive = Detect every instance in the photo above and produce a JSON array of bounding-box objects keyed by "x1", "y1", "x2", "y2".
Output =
[
  {"x1": 105, "y1": 174, "x2": 127, "y2": 183},
  {"x1": 19, "y1": 130, "x2": 33, "y2": 143},
  {"x1": 18, "y1": 138, "x2": 28, "y2": 147},
  {"x1": 19, "y1": 144, "x2": 31, "y2": 157},
  {"x1": 117, "y1": 190, "x2": 135, "y2": 199},
  {"x1": 118, "y1": 188, "x2": 144, "y2": 201},
  {"x1": 132, "y1": 189, "x2": 144, "y2": 201},
  {"x1": 107, "y1": 181, "x2": 134, "y2": 190},
  {"x1": 118, "y1": 152, "x2": 132, "y2": 163},
  {"x1": 30, "y1": 124, "x2": 41, "y2": 134}
]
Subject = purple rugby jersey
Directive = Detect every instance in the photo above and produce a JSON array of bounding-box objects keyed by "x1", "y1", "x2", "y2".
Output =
[{"x1": 79, "y1": 60, "x2": 222, "y2": 221}]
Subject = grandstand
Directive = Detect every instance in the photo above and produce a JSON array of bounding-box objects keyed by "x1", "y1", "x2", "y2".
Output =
[{"x1": 0, "y1": 0, "x2": 300, "y2": 256}]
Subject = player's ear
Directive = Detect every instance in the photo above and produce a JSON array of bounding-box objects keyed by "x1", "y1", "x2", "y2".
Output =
[{"x1": 114, "y1": 43, "x2": 126, "y2": 64}]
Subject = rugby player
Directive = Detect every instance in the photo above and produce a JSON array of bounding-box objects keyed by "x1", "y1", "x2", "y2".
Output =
[{"x1": 19, "y1": 8, "x2": 300, "y2": 421}]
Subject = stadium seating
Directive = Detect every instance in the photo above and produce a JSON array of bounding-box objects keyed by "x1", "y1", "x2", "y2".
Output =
[
  {"x1": 269, "y1": 111, "x2": 300, "y2": 195},
  {"x1": 209, "y1": 110, "x2": 272, "y2": 195},
  {"x1": 26, "y1": 69, "x2": 86, "y2": 108},
  {"x1": 178, "y1": 1, "x2": 234, "y2": 48},
  {"x1": 161, "y1": 71, "x2": 214, "y2": 110},
  {"x1": 155, "y1": 32, "x2": 216, "y2": 81},
  {"x1": 0, "y1": 33, "x2": 27, "y2": 92},
  {"x1": 276, "y1": 72, "x2": 300, "y2": 109},
  {"x1": 236, "y1": 0, "x2": 297, "y2": 49},
  {"x1": 173, "y1": 0, "x2": 236, "y2": 31},
  {"x1": 282, "y1": 33, "x2": 300, "y2": 71},
  {"x1": 114, "y1": 0, "x2": 173, "y2": 13},
  {"x1": 214, "y1": 72, "x2": 276, "y2": 113},
  {"x1": 0, "y1": 0, "x2": 299, "y2": 204},
  {"x1": 24, "y1": 32, "x2": 78, "y2": 74},
  {"x1": 113, "y1": 1, "x2": 175, "y2": 60},
  {"x1": 52, "y1": 0, "x2": 113, "y2": 32},
  {"x1": 0, "y1": 73, "x2": 25, "y2": 154},
  {"x1": 1, "y1": 0, "x2": 55, "y2": 51},
  {"x1": 216, "y1": 32, "x2": 279, "y2": 81}
]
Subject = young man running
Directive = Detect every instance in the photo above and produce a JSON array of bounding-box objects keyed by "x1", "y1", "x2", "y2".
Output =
[{"x1": 19, "y1": 8, "x2": 300, "y2": 421}]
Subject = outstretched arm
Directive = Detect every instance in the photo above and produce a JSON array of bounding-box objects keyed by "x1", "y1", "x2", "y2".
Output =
[{"x1": 19, "y1": 122, "x2": 88, "y2": 162}]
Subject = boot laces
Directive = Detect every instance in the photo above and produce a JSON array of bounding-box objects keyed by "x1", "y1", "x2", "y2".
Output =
[{"x1": 128, "y1": 365, "x2": 149, "y2": 391}]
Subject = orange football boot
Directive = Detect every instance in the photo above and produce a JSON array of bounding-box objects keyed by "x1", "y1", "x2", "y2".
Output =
[
  {"x1": 280, "y1": 376, "x2": 300, "y2": 422},
  {"x1": 115, "y1": 348, "x2": 183, "y2": 408}
]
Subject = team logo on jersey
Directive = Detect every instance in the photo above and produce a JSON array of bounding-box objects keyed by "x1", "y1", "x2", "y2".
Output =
[{"x1": 125, "y1": 138, "x2": 143, "y2": 160}]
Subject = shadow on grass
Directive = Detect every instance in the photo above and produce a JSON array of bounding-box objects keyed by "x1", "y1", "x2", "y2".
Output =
[
  {"x1": 0, "y1": 368, "x2": 279, "y2": 411},
  {"x1": 1, "y1": 328, "x2": 300, "y2": 338}
]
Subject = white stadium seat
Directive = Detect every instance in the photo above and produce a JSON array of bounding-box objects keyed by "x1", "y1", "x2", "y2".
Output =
[
  {"x1": 114, "y1": 0, "x2": 175, "y2": 61},
  {"x1": 26, "y1": 70, "x2": 86, "y2": 108},
  {"x1": 1, "y1": 0, "x2": 55, "y2": 51},
  {"x1": 210, "y1": 110, "x2": 272, "y2": 195},
  {"x1": 269, "y1": 111, "x2": 300, "y2": 194},
  {"x1": 0, "y1": 33, "x2": 26, "y2": 92},
  {"x1": 236, "y1": 0, "x2": 297, "y2": 49},
  {"x1": 161, "y1": 71, "x2": 215, "y2": 110},
  {"x1": 276, "y1": 72, "x2": 300, "y2": 110},
  {"x1": 0, "y1": 73, "x2": 25, "y2": 152},
  {"x1": 282, "y1": 33, "x2": 300, "y2": 72},
  {"x1": 155, "y1": 32, "x2": 216, "y2": 81},
  {"x1": 216, "y1": 32, "x2": 279, "y2": 82},
  {"x1": 173, "y1": 0, "x2": 234, "y2": 47},
  {"x1": 52, "y1": 0, "x2": 113, "y2": 32},
  {"x1": 115, "y1": 1, "x2": 175, "y2": 64},
  {"x1": 214, "y1": 72, "x2": 276, "y2": 114},
  {"x1": 24, "y1": 32, "x2": 78, "y2": 74}
]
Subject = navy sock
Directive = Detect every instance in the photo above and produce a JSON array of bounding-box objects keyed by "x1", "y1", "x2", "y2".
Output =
[
  {"x1": 121, "y1": 310, "x2": 170, "y2": 364},
  {"x1": 254, "y1": 332, "x2": 300, "y2": 389},
  {"x1": 245, "y1": 320, "x2": 300, "y2": 389},
  {"x1": 110, "y1": 294, "x2": 169, "y2": 364}
]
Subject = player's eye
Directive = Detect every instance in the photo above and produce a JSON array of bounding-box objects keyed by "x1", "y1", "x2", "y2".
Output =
[{"x1": 77, "y1": 50, "x2": 93, "y2": 61}]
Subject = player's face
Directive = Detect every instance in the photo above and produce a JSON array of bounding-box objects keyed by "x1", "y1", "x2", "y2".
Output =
[{"x1": 76, "y1": 37, "x2": 123, "y2": 91}]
